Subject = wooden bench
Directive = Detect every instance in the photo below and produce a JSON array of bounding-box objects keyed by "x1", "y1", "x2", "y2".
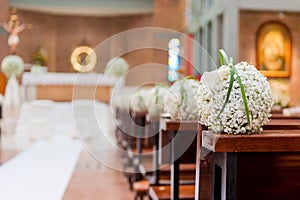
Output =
[
  {"x1": 115, "y1": 109, "x2": 143, "y2": 190},
  {"x1": 138, "y1": 115, "x2": 197, "y2": 185},
  {"x1": 135, "y1": 114, "x2": 199, "y2": 200},
  {"x1": 199, "y1": 124, "x2": 300, "y2": 200},
  {"x1": 124, "y1": 111, "x2": 160, "y2": 196},
  {"x1": 149, "y1": 118, "x2": 199, "y2": 200}
]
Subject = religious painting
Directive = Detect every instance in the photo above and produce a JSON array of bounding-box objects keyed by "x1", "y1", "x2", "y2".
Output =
[{"x1": 257, "y1": 21, "x2": 291, "y2": 77}]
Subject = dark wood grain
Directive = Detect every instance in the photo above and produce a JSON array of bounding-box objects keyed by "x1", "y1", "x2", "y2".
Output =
[{"x1": 236, "y1": 152, "x2": 300, "y2": 200}]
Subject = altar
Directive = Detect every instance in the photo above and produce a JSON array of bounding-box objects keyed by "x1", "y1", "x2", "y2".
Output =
[{"x1": 22, "y1": 72, "x2": 124, "y2": 103}]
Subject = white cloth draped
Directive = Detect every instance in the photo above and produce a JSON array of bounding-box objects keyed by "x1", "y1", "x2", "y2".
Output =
[
  {"x1": 3, "y1": 75, "x2": 21, "y2": 106},
  {"x1": 0, "y1": 139, "x2": 81, "y2": 200},
  {"x1": 1, "y1": 75, "x2": 22, "y2": 134}
]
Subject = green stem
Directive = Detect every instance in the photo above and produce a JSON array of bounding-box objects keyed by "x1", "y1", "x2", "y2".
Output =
[
  {"x1": 217, "y1": 49, "x2": 251, "y2": 126},
  {"x1": 235, "y1": 74, "x2": 251, "y2": 125},
  {"x1": 217, "y1": 65, "x2": 235, "y2": 119}
]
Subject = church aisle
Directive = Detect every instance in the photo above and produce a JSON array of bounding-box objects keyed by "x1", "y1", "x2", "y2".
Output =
[{"x1": 0, "y1": 101, "x2": 135, "y2": 200}]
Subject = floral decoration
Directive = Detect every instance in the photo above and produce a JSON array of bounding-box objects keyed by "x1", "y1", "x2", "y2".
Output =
[
  {"x1": 129, "y1": 88, "x2": 149, "y2": 113},
  {"x1": 105, "y1": 57, "x2": 129, "y2": 77},
  {"x1": 144, "y1": 84, "x2": 170, "y2": 117},
  {"x1": 268, "y1": 79, "x2": 290, "y2": 108},
  {"x1": 164, "y1": 78, "x2": 200, "y2": 120},
  {"x1": 196, "y1": 50, "x2": 274, "y2": 134},
  {"x1": 1, "y1": 55, "x2": 24, "y2": 78},
  {"x1": 32, "y1": 47, "x2": 48, "y2": 66}
]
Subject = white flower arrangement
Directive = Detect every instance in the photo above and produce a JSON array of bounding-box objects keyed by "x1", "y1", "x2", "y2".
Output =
[
  {"x1": 164, "y1": 78, "x2": 200, "y2": 120},
  {"x1": 196, "y1": 50, "x2": 274, "y2": 134},
  {"x1": 30, "y1": 64, "x2": 48, "y2": 74},
  {"x1": 105, "y1": 57, "x2": 129, "y2": 77},
  {"x1": 129, "y1": 88, "x2": 149, "y2": 113},
  {"x1": 144, "y1": 84, "x2": 170, "y2": 117},
  {"x1": 268, "y1": 79, "x2": 290, "y2": 108},
  {"x1": 1, "y1": 55, "x2": 24, "y2": 78},
  {"x1": 111, "y1": 86, "x2": 135, "y2": 110}
]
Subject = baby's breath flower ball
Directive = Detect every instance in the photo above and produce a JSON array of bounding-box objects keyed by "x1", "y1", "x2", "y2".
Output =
[
  {"x1": 129, "y1": 88, "x2": 149, "y2": 113},
  {"x1": 1, "y1": 55, "x2": 24, "y2": 78},
  {"x1": 105, "y1": 57, "x2": 129, "y2": 77},
  {"x1": 196, "y1": 62, "x2": 274, "y2": 134},
  {"x1": 144, "y1": 85, "x2": 170, "y2": 117},
  {"x1": 164, "y1": 78, "x2": 200, "y2": 120}
]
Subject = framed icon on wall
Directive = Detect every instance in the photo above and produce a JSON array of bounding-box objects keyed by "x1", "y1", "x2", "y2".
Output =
[{"x1": 256, "y1": 21, "x2": 291, "y2": 77}]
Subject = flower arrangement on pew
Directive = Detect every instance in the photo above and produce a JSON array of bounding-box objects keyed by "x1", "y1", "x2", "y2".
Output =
[
  {"x1": 129, "y1": 88, "x2": 150, "y2": 113},
  {"x1": 144, "y1": 84, "x2": 170, "y2": 117},
  {"x1": 164, "y1": 77, "x2": 200, "y2": 120},
  {"x1": 196, "y1": 50, "x2": 274, "y2": 134},
  {"x1": 113, "y1": 87, "x2": 136, "y2": 111},
  {"x1": 269, "y1": 79, "x2": 290, "y2": 108}
]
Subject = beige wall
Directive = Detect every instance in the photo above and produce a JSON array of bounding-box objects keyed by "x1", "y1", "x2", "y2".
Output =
[
  {"x1": 15, "y1": 12, "x2": 153, "y2": 72},
  {"x1": 0, "y1": 0, "x2": 186, "y2": 86},
  {"x1": 239, "y1": 10, "x2": 300, "y2": 106},
  {"x1": 0, "y1": 0, "x2": 9, "y2": 94},
  {"x1": 0, "y1": 0, "x2": 10, "y2": 59}
]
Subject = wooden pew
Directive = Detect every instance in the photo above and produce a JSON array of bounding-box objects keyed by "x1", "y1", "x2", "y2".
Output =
[
  {"x1": 124, "y1": 111, "x2": 155, "y2": 192},
  {"x1": 195, "y1": 123, "x2": 212, "y2": 200},
  {"x1": 139, "y1": 115, "x2": 196, "y2": 185},
  {"x1": 271, "y1": 113, "x2": 300, "y2": 119},
  {"x1": 116, "y1": 109, "x2": 148, "y2": 190},
  {"x1": 149, "y1": 118, "x2": 198, "y2": 200},
  {"x1": 115, "y1": 109, "x2": 135, "y2": 190},
  {"x1": 199, "y1": 126, "x2": 300, "y2": 200},
  {"x1": 263, "y1": 118, "x2": 300, "y2": 130},
  {"x1": 129, "y1": 112, "x2": 153, "y2": 162},
  {"x1": 138, "y1": 114, "x2": 160, "y2": 184}
]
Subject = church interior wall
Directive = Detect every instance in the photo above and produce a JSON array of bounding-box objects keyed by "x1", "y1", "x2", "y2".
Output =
[
  {"x1": 0, "y1": 0, "x2": 186, "y2": 88},
  {"x1": 239, "y1": 10, "x2": 300, "y2": 106}
]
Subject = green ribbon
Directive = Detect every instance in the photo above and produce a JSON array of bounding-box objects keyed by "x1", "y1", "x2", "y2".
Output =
[
  {"x1": 217, "y1": 49, "x2": 251, "y2": 125},
  {"x1": 154, "y1": 84, "x2": 159, "y2": 104}
]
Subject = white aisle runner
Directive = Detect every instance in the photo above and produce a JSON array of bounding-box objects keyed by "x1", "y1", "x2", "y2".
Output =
[{"x1": 0, "y1": 139, "x2": 81, "y2": 200}]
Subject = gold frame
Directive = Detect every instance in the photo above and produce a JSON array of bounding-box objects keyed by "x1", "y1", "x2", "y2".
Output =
[{"x1": 256, "y1": 21, "x2": 292, "y2": 77}]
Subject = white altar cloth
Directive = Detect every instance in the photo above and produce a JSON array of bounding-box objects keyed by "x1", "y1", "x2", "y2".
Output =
[
  {"x1": 22, "y1": 72, "x2": 120, "y2": 86},
  {"x1": 21, "y1": 72, "x2": 125, "y2": 101},
  {"x1": 0, "y1": 138, "x2": 81, "y2": 200}
]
